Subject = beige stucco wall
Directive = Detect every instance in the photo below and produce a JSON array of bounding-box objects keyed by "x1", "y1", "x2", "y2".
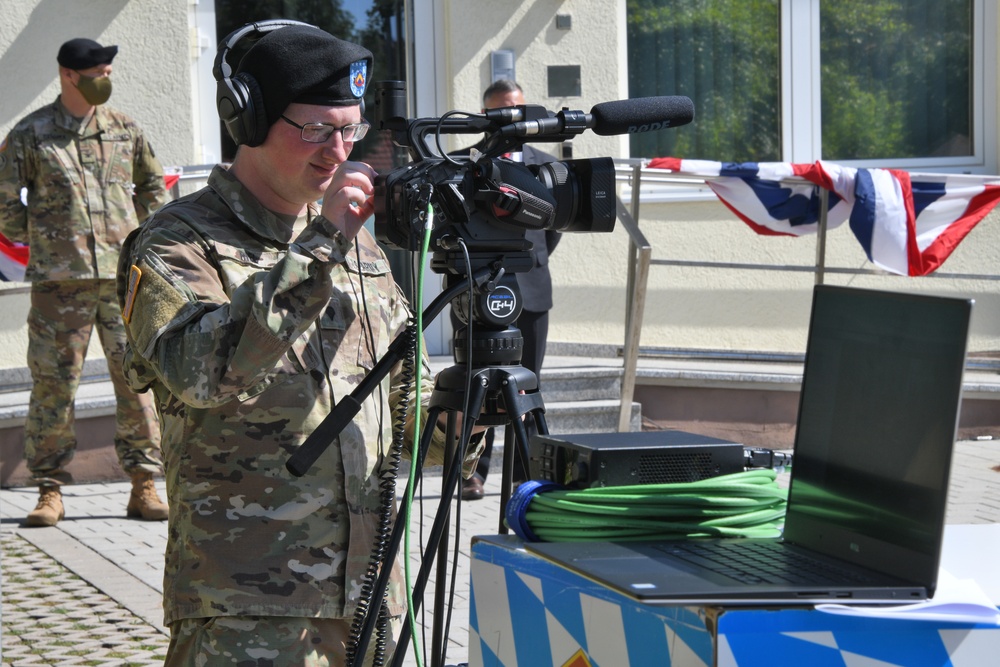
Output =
[
  {"x1": 0, "y1": 0, "x2": 194, "y2": 165},
  {"x1": 551, "y1": 192, "x2": 1000, "y2": 357},
  {"x1": 443, "y1": 0, "x2": 630, "y2": 160},
  {"x1": 0, "y1": 0, "x2": 195, "y2": 372}
]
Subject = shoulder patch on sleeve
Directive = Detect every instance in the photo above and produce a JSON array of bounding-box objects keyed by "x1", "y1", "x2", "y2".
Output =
[
  {"x1": 126, "y1": 253, "x2": 199, "y2": 358},
  {"x1": 123, "y1": 265, "x2": 142, "y2": 324}
]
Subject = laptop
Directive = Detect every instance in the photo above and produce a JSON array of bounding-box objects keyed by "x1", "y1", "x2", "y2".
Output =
[{"x1": 525, "y1": 285, "x2": 973, "y2": 605}]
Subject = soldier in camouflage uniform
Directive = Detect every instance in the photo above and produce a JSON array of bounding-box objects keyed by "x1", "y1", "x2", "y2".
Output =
[
  {"x1": 0, "y1": 38, "x2": 168, "y2": 527},
  {"x1": 116, "y1": 24, "x2": 481, "y2": 666}
]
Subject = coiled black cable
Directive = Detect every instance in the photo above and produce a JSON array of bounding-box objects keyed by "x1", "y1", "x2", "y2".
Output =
[{"x1": 346, "y1": 321, "x2": 417, "y2": 667}]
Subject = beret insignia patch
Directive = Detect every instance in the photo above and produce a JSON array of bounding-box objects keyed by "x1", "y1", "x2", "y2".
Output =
[{"x1": 350, "y1": 60, "x2": 367, "y2": 98}]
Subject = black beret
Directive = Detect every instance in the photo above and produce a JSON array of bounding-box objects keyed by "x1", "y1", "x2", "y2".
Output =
[
  {"x1": 237, "y1": 25, "x2": 373, "y2": 127},
  {"x1": 57, "y1": 38, "x2": 118, "y2": 69}
]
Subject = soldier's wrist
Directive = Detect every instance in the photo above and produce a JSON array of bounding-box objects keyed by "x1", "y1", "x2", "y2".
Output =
[{"x1": 292, "y1": 214, "x2": 352, "y2": 264}]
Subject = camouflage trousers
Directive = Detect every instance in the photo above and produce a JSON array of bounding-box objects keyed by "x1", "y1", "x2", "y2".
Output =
[
  {"x1": 24, "y1": 279, "x2": 162, "y2": 486},
  {"x1": 166, "y1": 615, "x2": 402, "y2": 667}
]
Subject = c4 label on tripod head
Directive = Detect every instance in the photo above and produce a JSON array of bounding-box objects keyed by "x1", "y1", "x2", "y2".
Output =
[{"x1": 487, "y1": 286, "x2": 517, "y2": 320}]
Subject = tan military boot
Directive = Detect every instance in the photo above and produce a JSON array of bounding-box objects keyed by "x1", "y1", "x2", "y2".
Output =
[
  {"x1": 25, "y1": 486, "x2": 64, "y2": 527},
  {"x1": 126, "y1": 472, "x2": 169, "y2": 521}
]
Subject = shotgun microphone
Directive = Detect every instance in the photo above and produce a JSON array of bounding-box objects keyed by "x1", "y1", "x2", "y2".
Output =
[
  {"x1": 498, "y1": 96, "x2": 694, "y2": 138},
  {"x1": 589, "y1": 96, "x2": 694, "y2": 135}
]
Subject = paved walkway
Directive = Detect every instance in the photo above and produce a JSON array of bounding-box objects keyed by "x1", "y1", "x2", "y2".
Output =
[
  {"x1": 3, "y1": 437, "x2": 1000, "y2": 666},
  {"x1": 1, "y1": 467, "x2": 503, "y2": 667}
]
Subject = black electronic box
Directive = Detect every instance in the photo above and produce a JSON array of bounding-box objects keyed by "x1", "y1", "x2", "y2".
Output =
[{"x1": 528, "y1": 430, "x2": 747, "y2": 488}]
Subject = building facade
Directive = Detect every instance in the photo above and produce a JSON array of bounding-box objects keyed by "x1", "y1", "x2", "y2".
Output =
[{"x1": 1, "y1": 0, "x2": 998, "y2": 372}]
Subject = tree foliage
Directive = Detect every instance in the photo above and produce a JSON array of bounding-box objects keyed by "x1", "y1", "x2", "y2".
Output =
[
  {"x1": 627, "y1": 0, "x2": 781, "y2": 162},
  {"x1": 215, "y1": 0, "x2": 356, "y2": 43},
  {"x1": 820, "y1": 0, "x2": 971, "y2": 160},
  {"x1": 627, "y1": 0, "x2": 972, "y2": 162}
]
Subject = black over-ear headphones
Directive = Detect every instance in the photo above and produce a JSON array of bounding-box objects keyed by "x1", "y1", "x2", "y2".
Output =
[{"x1": 213, "y1": 19, "x2": 316, "y2": 148}]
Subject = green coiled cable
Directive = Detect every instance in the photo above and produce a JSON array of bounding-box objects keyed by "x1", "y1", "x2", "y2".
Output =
[{"x1": 508, "y1": 468, "x2": 788, "y2": 542}]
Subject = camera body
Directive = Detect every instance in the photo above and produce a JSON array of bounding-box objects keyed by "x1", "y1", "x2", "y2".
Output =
[
  {"x1": 374, "y1": 153, "x2": 616, "y2": 251},
  {"x1": 370, "y1": 80, "x2": 617, "y2": 256}
]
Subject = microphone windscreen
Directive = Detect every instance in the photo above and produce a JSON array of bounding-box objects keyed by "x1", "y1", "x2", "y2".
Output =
[{"x1": 589, "y1": 96, "x2": 694, "y2": 136}]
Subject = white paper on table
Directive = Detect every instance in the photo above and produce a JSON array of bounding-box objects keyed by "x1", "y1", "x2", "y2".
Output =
[{"x1": 814, "y1": 571, "x2": 1000, "y2": 625}]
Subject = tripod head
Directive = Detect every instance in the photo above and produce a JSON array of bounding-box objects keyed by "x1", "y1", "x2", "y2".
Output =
[
  {"x1": 435, "y1": 234, "x2": 545, "y2": 431},
  {"x1": 441, "y1": 243, "x2": 530, "y2": 356}
]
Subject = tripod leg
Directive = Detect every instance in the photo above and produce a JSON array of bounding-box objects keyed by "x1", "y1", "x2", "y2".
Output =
[
  {"x1": 382, "y1": 365, "x2": 545, "y2": 665},
  {"x1": 529, "y1": 404, "x2": 549, "y2": 440},
  {"x1": 350, "y1": 403, "x2": 444, "y2": 667},
  {"x1": 390, "y1": 380, "x2": 490, "y2": 667},
  {"x1": 499, "y1": 425, "x2": 517, "y2": 534},
  {"x1": 431, "y1": 410, "x2": 458, "y2": 666},
  {"x1": 496, "y1": 384, "x2": 546, "y2": 534}
]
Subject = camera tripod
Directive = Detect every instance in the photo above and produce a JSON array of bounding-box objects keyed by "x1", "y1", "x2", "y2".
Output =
[
  {"x1": 397, "y1": 351, "x2": 547, "y2": 667},
  {"x1": 286, "y1": 266, "x2": 549, "y2": 667},
  {"x1": 340, "y1": 324, "x2": 548, "y2": 667}
]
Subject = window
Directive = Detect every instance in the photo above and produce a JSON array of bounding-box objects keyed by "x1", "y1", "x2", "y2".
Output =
[
  {"x1": 627, "y1": 0, "x2": 996, "y2": 173},
  {"x1": 820, "y1": 1, "x2": 971, "y2": 162},
  {"x1": 628, "y1": 0, "x2": 782, "y2": 162}
]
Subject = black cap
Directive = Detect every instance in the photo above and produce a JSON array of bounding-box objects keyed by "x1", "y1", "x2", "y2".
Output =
[
  {"x1": 237, "y1": 25, "x2": 373, "y2": 127},
  {"x1": 57, "y1": 38, "x2": 118, "y2": 70}
]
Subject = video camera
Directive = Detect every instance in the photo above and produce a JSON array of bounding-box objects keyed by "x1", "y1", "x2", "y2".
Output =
[
  {"x1": 370, "y1": 80, "x2": 693, "y2": 363},
  {"x1": 371, "y1": 80, "x2": 694, "y2": 250}
]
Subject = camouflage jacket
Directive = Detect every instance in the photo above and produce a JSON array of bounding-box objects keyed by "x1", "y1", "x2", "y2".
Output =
[
  {"x1": 0, "y1": 97, "x2": 166, "y2": 281},
  {"x1": 117, "y1": 166, "x2": 474, "y2": 624}
]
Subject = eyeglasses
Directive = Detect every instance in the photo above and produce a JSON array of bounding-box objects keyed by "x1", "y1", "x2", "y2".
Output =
[{"x1": 280, "y1": 115, "x2": 370, "y2": 143}]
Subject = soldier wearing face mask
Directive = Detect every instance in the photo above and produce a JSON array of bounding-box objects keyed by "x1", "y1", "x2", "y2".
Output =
[{"x1": 0, "y1": 38, "x2": 169, "y2": 527}]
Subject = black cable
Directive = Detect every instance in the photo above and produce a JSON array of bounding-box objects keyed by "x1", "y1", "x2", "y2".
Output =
[
  {"x1": 744, "y1": 447, "x2": 793, "y2": 470},
  {"x1": 435, "y1": 110, "x2": 484, "y2": 165},
  {"x1": 345, "y1": 237, "x2": 415, "y2": 666},
  {"x1": 345, "y1": 322, "x2": 413, "y2": 665},
  {"x1": 437, "y1": 239, "x2": 476, "y2": 667}
]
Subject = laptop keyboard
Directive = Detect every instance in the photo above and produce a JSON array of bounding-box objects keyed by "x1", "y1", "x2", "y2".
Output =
[{"x1": 655, "y1": 540, "x2": 878, "y2": 586}]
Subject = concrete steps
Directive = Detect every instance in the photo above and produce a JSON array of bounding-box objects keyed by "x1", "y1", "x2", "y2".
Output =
[
  {"x1": 535, "y1": 363, "x2": 641, "y2": 434},
  {"x1": 4, "y1": 352, "x2": 995, "y2": 486},
  {"x1": 537, "y1": 365, "x2": 627, "y2": 402},
  {"x1": 541, "y1": 398, "x2": 641, "y2": 435},
  {"x1": 0, "y1": 358, "x2": 640, "y2": 486}
]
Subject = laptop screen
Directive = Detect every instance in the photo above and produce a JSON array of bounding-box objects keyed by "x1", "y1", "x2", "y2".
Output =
[{"x1": 783, "y1": 286, "x2": 972, "y2": 584}]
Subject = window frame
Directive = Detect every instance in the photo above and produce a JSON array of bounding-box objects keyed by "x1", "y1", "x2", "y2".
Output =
[
  {"x1": 784, "y1": 0, "x2": 996, "y2": 174},
  {"x1": 632, "y1": 0, "x2": 997, "y2": 189}
]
